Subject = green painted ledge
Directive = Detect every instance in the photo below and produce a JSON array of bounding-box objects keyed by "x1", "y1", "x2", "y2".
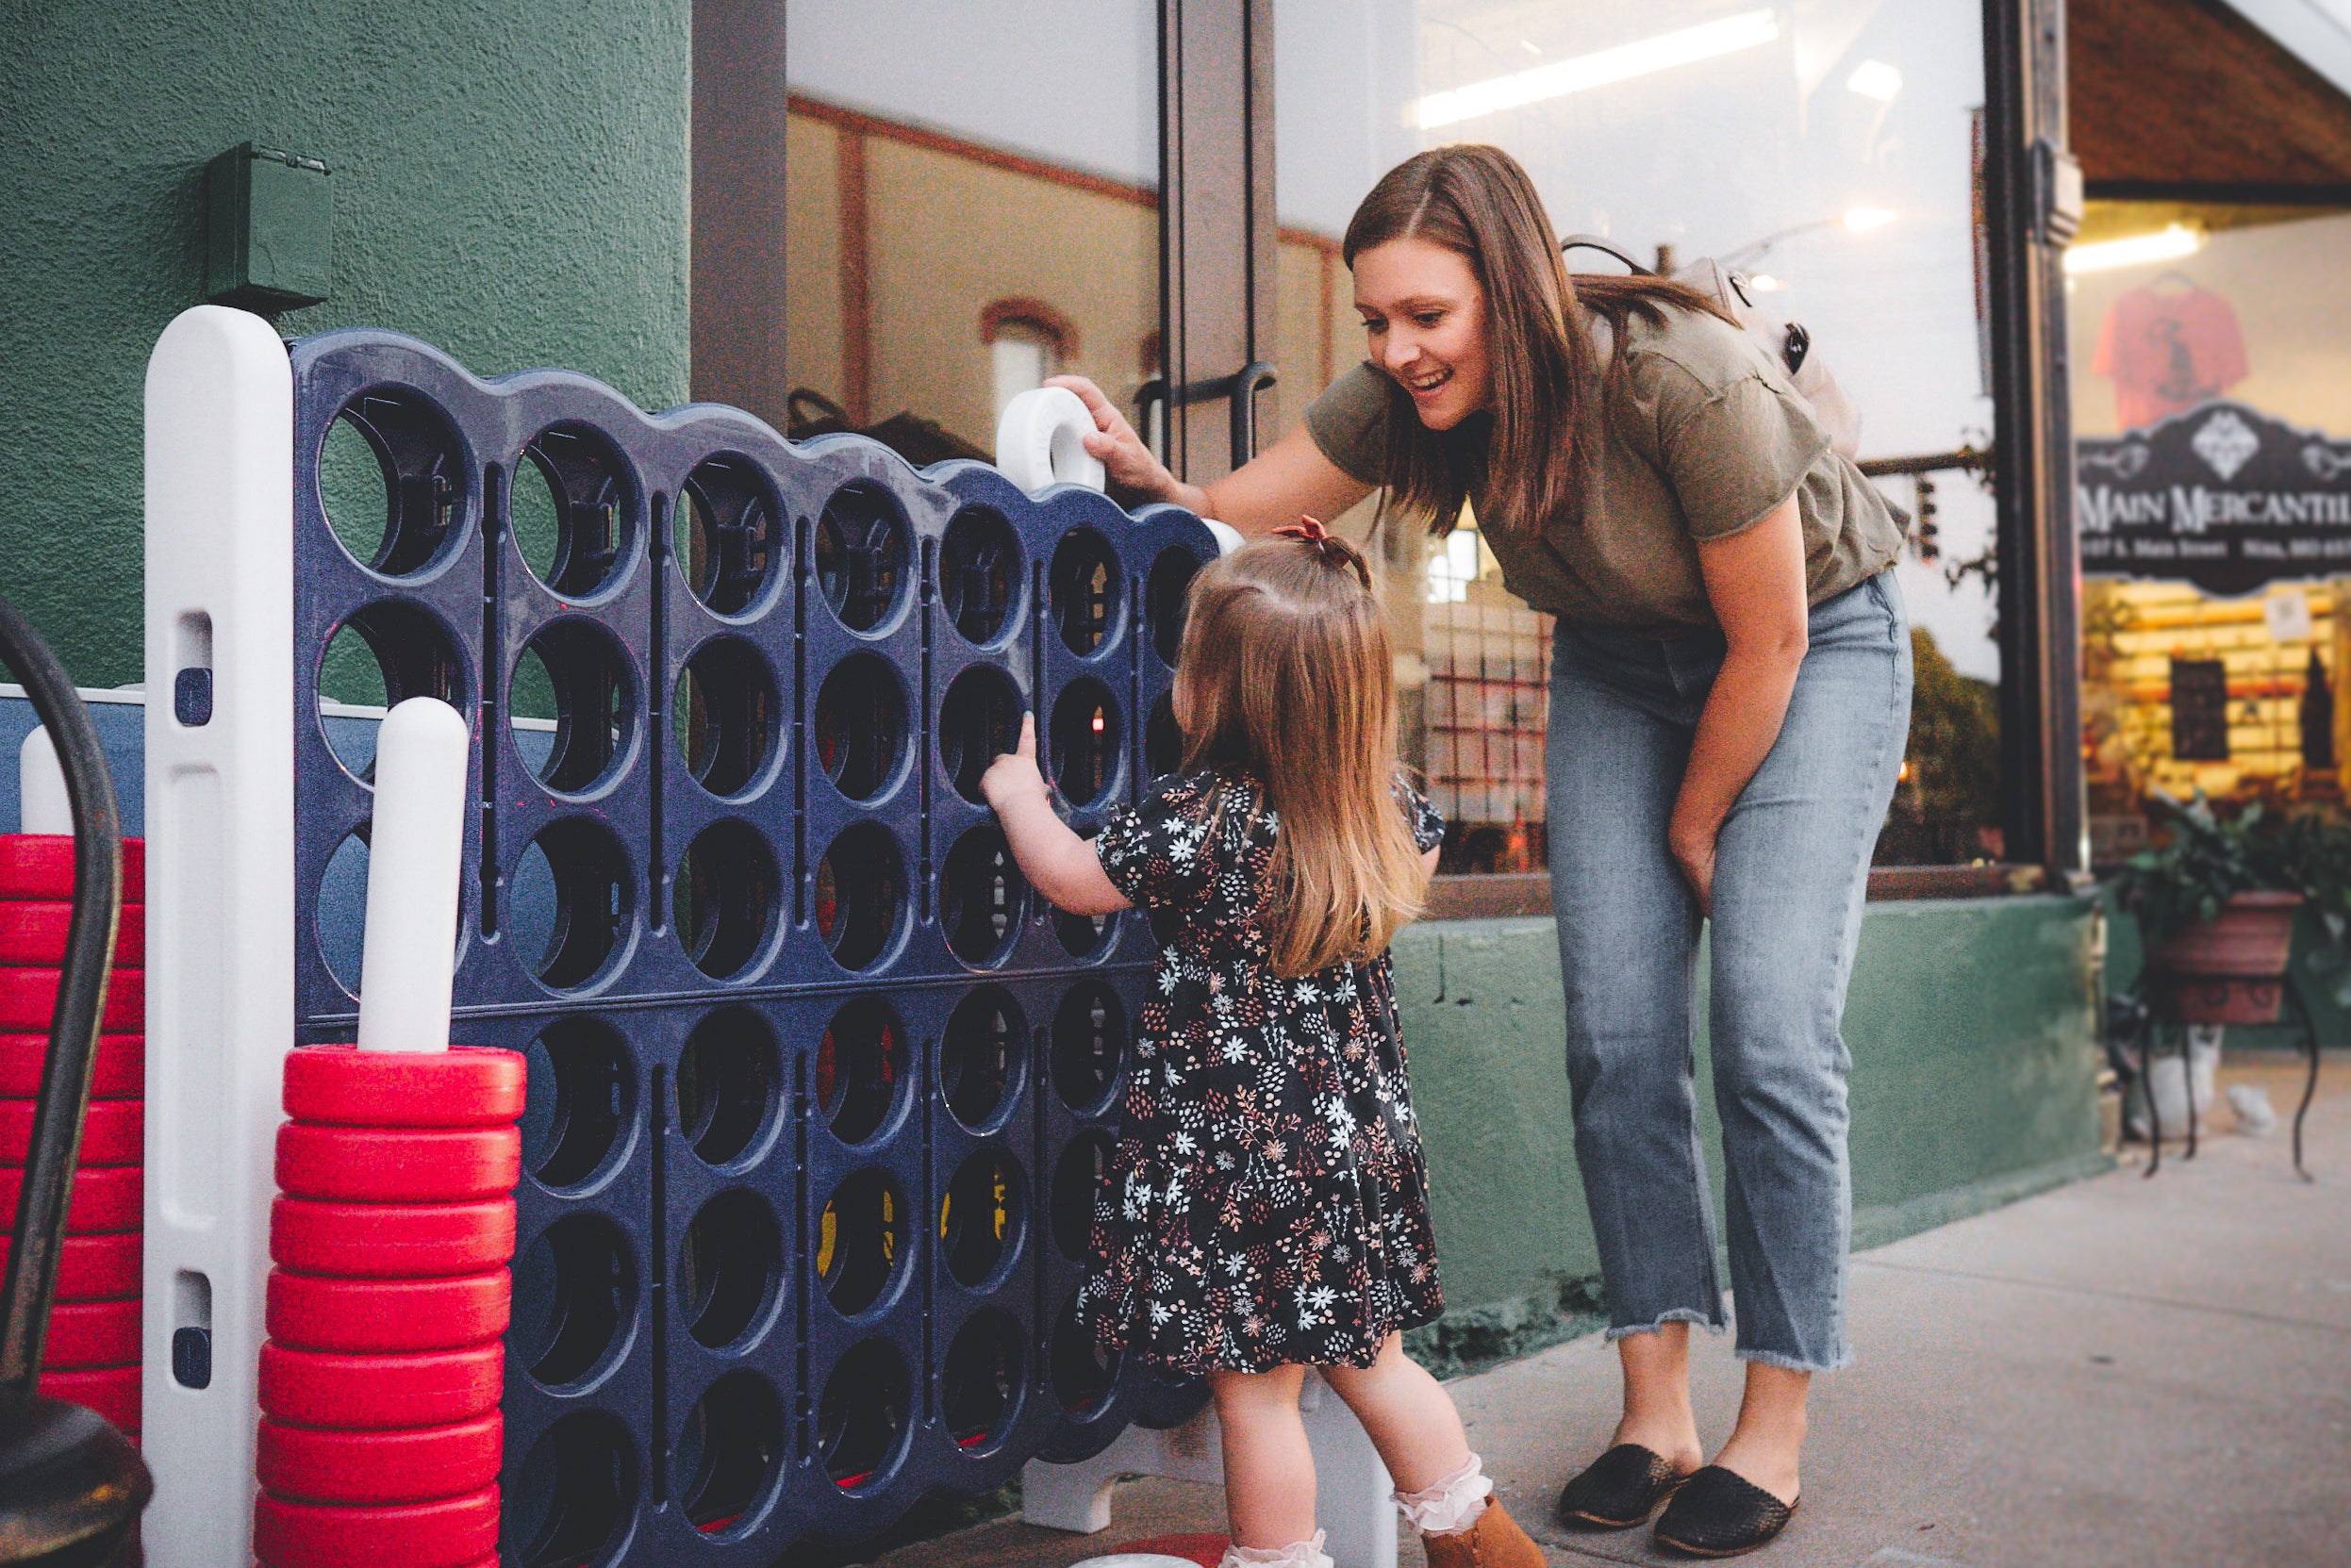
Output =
[{"x1": 1392, "y1": 895, "x2": 2108, "y2": 1377}]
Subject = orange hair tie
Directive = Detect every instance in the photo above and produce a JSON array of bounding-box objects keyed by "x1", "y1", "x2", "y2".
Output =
[
  {"x1": 1272, "y1": 515, "x2": 1369, "y2": 588},
  {"x1": 1274, "y1": 516, "x2": 1332, "y2": 544}
]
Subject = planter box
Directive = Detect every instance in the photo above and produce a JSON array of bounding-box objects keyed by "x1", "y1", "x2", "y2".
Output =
[{"x1": 2150, "y1": 891, "x2": 2303, "y2": 1023}]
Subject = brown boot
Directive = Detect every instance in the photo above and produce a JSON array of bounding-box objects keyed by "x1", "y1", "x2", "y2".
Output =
[{"x1": 1420, "y1": 1499, "x2": 1548, "y2": 1568}]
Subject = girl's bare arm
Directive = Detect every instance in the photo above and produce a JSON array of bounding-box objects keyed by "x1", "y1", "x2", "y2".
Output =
[{"x1": 980, "y1": 714, "x2": 1133, "y2": 917}]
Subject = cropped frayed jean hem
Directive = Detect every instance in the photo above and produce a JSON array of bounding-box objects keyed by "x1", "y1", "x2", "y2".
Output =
[
  {"x1": 1548, "y1": 574, "x2": 1912, "y2": 1375},
  {"x1": 1738, "y1": 1343, "x2": 1858, "y2": 1375},
  {"x1": 1604, "y1": 1307, "x2": 1727, "y2": 1344}
]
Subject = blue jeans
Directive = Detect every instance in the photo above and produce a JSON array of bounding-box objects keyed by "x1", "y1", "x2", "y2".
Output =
[{"x1": 1545, "y1": 573, "x2": 1912, "y2": 1372}]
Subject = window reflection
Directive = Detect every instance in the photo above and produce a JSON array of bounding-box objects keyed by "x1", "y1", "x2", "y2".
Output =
[{"x1": 1276, "y1": 1, "x2": 1994, "y2": 869}]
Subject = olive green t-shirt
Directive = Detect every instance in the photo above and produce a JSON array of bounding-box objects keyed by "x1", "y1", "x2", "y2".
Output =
[{"x1": 1304, "y1": 304, "x2": 1907, "y2": 633}]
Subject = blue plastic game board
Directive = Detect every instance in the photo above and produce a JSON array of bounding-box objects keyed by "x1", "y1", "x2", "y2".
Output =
[{"x1": 283, "y1": 329, "x2": 1213, "y2": 1561}]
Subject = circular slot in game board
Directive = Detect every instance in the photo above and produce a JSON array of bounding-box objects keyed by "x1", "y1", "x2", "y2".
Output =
[
  {"x1": 317, "y1": 601, "x2": 471, "y2": 781},
  {"x1": 938, "y1": 665, "x2": 1022, "y2": 804},
  {"x1": 814, "y1": 825, "x2": 906, "y2": 973},
  {"x1": 1051, "y1": 1131, "x2": 1115, "y2": 1261},
  {"x1": 815, "y1": 481, "x2": 911, "y2": 634},
  {"x1": 1145, "y1": 691, "x2": 1184, "y2": 780},
  {"x1": 939, "y1": 1149, "x2": 1026, "y2": 1291},
  {"x1": 676, "y1": 455, "x2": 782, "y2": 617},
  {"x1": 1049, "y1": 528, "x2": 1122, "y2": 655},
  {"x1": 513, "y1": 422, "x2": 637, "y2": 599},
  {"x1": 942, "y1": 1309, "x2": 1026, "y2": 1451},
  {"x1": 816, "y1": 996, "x2": 905, "y2": 1147},
  {"x1": 817, "y1": 1168, "x2": 907, "y2": 1318},
  {"x1": 817, "y1": 1339, "x2": 912, "y2": 1492},
  {"x1": 675, "y1": 1372, "x2": 786, "y2": 1538},
  {"x1": 940, "y1": 506, "x2": 1025, "y2": 647},
  {"x1": 673, "y1": 821, "x2": 780, "y2": 981},
  {"x1": 676, "y1": 1008, "x2": 778, "y2": 1168},
  {"x1": 509, "y1": 619, "x2": 637, "y2": 796},
  {"x1": 502, "y1": 1411, "x2": 637, "y2": 1568},
  {"x1": 679, "y1": 1190, "x2": 782, "y2": 1350},
  {"x1": 939, "y1": 826, "x2": 1027, "y2": 966},
  {"x1": 511, "y1": 818, "x2": 635, "y2": 991},
  {"x1": 318, "y1": 389, "x2": 468, "y2": 578},
  {"x1": 813, "y1": 653, "x2": 909, "y2": 802},
  {"x1": 941, "y1": 987, "x2": 1023, "y2": 1134},
  {"x1": 1056, "y1": 907, "x2": 1116, "y2": 961},
  {"x1": 1049, "y1": 1290, "x2": 1118, "y2": 1415},
  {"x1": 1147, "y1": 546, "x2": 1201, "y2": 667},
  {"x1": 1049, "y1": 680, "x2": 1123, "y2": 809},
  {"x1": 514, "y1": 1213, "x2": 637, "y2": 1390},
  {"x1": 1051, "y1": 981, "x2": 1127, "y2": 1116},
  {"x1": 673, "y1": 636, "x2": 779, "y2": 799},
  {"x1": 522, "y1": 1017, "x2": 636, "y2": 1191},
  {"x1": 316, "y1": 829, "x2": 370, "y2": 995}
]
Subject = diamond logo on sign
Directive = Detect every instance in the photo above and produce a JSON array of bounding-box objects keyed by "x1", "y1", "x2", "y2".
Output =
[{"x1": 2192, "y1": 409, "x2": 2260, "y2": 481}]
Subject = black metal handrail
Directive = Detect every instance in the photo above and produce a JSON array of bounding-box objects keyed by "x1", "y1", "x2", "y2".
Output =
[
  {"x1": 0, "y1": 587, "x2": 146, "y2": 1565},
  {"x1": 1135, "y1": 359, "x2": 1280, "y2": 473}
]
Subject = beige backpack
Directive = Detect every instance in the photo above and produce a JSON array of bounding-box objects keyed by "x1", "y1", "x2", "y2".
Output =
[{"x1": 1562, "y1": 236, "x2": 1863, "y2": 460}]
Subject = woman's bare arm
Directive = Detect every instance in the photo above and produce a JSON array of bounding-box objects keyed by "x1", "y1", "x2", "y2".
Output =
[
  {"x1": 1670, "y1": 493, "x2": 1810, "y2": 915},
  {"x1": 1047, "y1": 375, "x2": 1372, "y2": 536}
]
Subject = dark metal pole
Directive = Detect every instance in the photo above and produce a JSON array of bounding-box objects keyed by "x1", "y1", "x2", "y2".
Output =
[
  {"x1": 1980, "y1": 0, "x2": 2087, "y2": 877},
  {"x1": 0, "y1": 598, "x2": 122, "y2": 1402}
]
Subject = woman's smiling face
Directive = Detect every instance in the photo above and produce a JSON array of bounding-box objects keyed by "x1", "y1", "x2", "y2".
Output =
[{"x1": 1351, "y1": 236, "x2": 1494, "y2": 431}]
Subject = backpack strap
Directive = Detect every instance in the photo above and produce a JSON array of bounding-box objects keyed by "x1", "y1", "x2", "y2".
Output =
[{"x1": 1559, "y1": 235, "x2": 1653, "y2": 276}]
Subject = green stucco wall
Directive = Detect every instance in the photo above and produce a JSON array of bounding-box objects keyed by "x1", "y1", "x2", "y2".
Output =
[
  {"x1": 1395, "y1": 896, "x2": 2107, "y2": 1372},
  {"x1": 0, "y1": 1, "x2": 692, "y2": 686}
]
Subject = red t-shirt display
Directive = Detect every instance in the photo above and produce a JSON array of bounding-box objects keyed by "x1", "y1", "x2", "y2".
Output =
[{"x1": 2092, "y1": 282, "x2": 2249, "y2": 430}]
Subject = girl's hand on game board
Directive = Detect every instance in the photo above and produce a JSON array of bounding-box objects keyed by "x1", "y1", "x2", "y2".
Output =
[{"x1": 981, "y1": 714, "x2": 1050, "y2": 812}]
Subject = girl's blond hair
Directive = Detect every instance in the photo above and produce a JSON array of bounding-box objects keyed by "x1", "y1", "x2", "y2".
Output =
[{"x1": 1172, "y1": 529, "x2": 1431, "y2": 976}]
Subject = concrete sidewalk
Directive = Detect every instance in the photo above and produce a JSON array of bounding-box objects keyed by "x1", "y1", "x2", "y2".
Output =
[{"x1": 878, "y1": 1055, "x2": 2349, "y2": 1568}]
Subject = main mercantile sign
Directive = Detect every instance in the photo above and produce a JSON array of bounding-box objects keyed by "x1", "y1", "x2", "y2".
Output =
[{"x1": 2078, "y1": 402, "x2": 2351, "y2": 595}]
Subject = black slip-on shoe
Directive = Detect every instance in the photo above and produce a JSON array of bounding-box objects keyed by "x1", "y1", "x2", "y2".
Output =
[
  {"x1": 1552, "y1": 1444, "x2": 1690, "y2": 1529},
  {"x1": 1651, "y1": 1465, "x2": 1798, "y2": 1558}
]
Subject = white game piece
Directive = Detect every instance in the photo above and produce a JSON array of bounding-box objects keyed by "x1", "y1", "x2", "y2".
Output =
[{"x1": 355, "y1": 697, "x2": 470, "y2": 1053}]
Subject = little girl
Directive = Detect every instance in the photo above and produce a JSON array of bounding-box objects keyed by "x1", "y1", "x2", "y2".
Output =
[{"x1": 983, "y1": 521, "x2": 1544, "y2": 1568}]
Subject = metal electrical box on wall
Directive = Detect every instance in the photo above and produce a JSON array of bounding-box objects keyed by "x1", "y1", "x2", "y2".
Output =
[{"x1": 204, "y1": 142, "x2": 331, "y2": 311}]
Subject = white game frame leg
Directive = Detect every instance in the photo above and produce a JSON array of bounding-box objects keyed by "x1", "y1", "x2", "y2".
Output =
[
  {"x1": 1022, "y1": 1373, "x2": 1398, "y2": 1568},
  {"x1": 141, "y1": 304, "x2": 295, "y2": 1568}
]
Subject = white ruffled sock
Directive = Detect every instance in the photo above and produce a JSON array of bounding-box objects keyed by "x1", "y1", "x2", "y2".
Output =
[
  {"x1": 1218, "y1": 1530, "x2": 1333, "y2": 1568},
  {"x1": 1393, "y1": 1452, "x2": 1495, "y2": 1536}
]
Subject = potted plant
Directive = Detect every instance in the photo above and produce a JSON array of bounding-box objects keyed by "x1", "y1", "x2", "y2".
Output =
[{"x1": 2112, "y1": 794, "x2": 2302, "y2": 1024}]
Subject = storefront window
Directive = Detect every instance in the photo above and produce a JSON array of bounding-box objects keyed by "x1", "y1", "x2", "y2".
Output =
[
  {"x1": 784, "y1": 3, "x2": 1161, "y2": 461},
  {"x1": 2068, "y1": 203, "x2": 2351, "y2": 860},
  {"x1": 1274, "y1": 2, "x2": 1995, "y2": 871}
]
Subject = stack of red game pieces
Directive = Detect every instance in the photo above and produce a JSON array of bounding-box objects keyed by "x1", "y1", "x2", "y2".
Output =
[
  {"x1": 253, "y1": 1043, "x2": 525, "y2": 1568},
  {"x1": 0, "y1": 834, "x2": 146, "y2": 1442}
]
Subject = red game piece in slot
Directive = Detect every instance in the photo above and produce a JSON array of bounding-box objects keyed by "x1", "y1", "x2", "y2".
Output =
[
  {"x1": 257, "y1": 1342, "x2": 503, "y2": 1430},
  {"x1": 265, "y1": 1269, "x2": 509, "y2": 1353},
  {"x1": 0, "y1": 836, "x2": 144, "y2": 903},
  {"x1": 40, "y1": 1297, "x2": 141, "y2": 1369},
  {"x1": 251, "y1": 1485, "x2": 499, "y2": 1568},
  {"x1": 0, "y1": 1098, "x2": 141, "y2": 1164},
  {"x1": 0, "y1": 1032, "x2": 141, "y2": 1098},
  {"x1": 269, "y1": 1196, "x2": 515, "y2": 1279},
  {"x1": 0, "y1": 1230, "x2": 139, "y2": 1298},
  {"x1": 274, "y1": 1123, "x2": 520, "y2": 1204},
  {"x1": 256, "y1": 1411, "x2": 502, "y2": 1504},
  {"x1": 0, "y1": 1164, "x2": 141, "y2": 1233},
  {"x1": 0, "y1": 966, "x2": 143, "y2": 1032},
  {"x1": 281, "y1": 1044, "x2": 524, "y2": 1129}
]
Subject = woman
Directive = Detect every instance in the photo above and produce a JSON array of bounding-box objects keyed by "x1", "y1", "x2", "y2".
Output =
[{"x1": 1049, "y1": 144, "x2": 1911, "y2": 1558}]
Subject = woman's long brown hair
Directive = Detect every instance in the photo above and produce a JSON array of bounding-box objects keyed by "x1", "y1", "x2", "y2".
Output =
[
  {"x1": 1172, "y1": 532, "x2": 1430, "y2": 977},
  {"x1": 1340, "y1": 143, "x2": 1735, "y2": 538}
]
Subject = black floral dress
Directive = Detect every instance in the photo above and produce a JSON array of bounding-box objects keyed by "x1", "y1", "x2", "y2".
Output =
[{"x1": 1082, "y1": 768, "x2": 1448, "y2": 1376}]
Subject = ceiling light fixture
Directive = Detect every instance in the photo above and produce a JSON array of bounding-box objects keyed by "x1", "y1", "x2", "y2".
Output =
[
  {"x1": 1846, "y1": 60, "x2": 1903, "y2": 102},
  {"x1": 1843, "y1": 206, "x2": 1898, "y2": 232},
  {"x1": 2062, "y1": 223, "x2": 2203, "y2": 274},
  {"x1": 1414, "y1": 9, "x2": 1781, "y2": 129}
]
